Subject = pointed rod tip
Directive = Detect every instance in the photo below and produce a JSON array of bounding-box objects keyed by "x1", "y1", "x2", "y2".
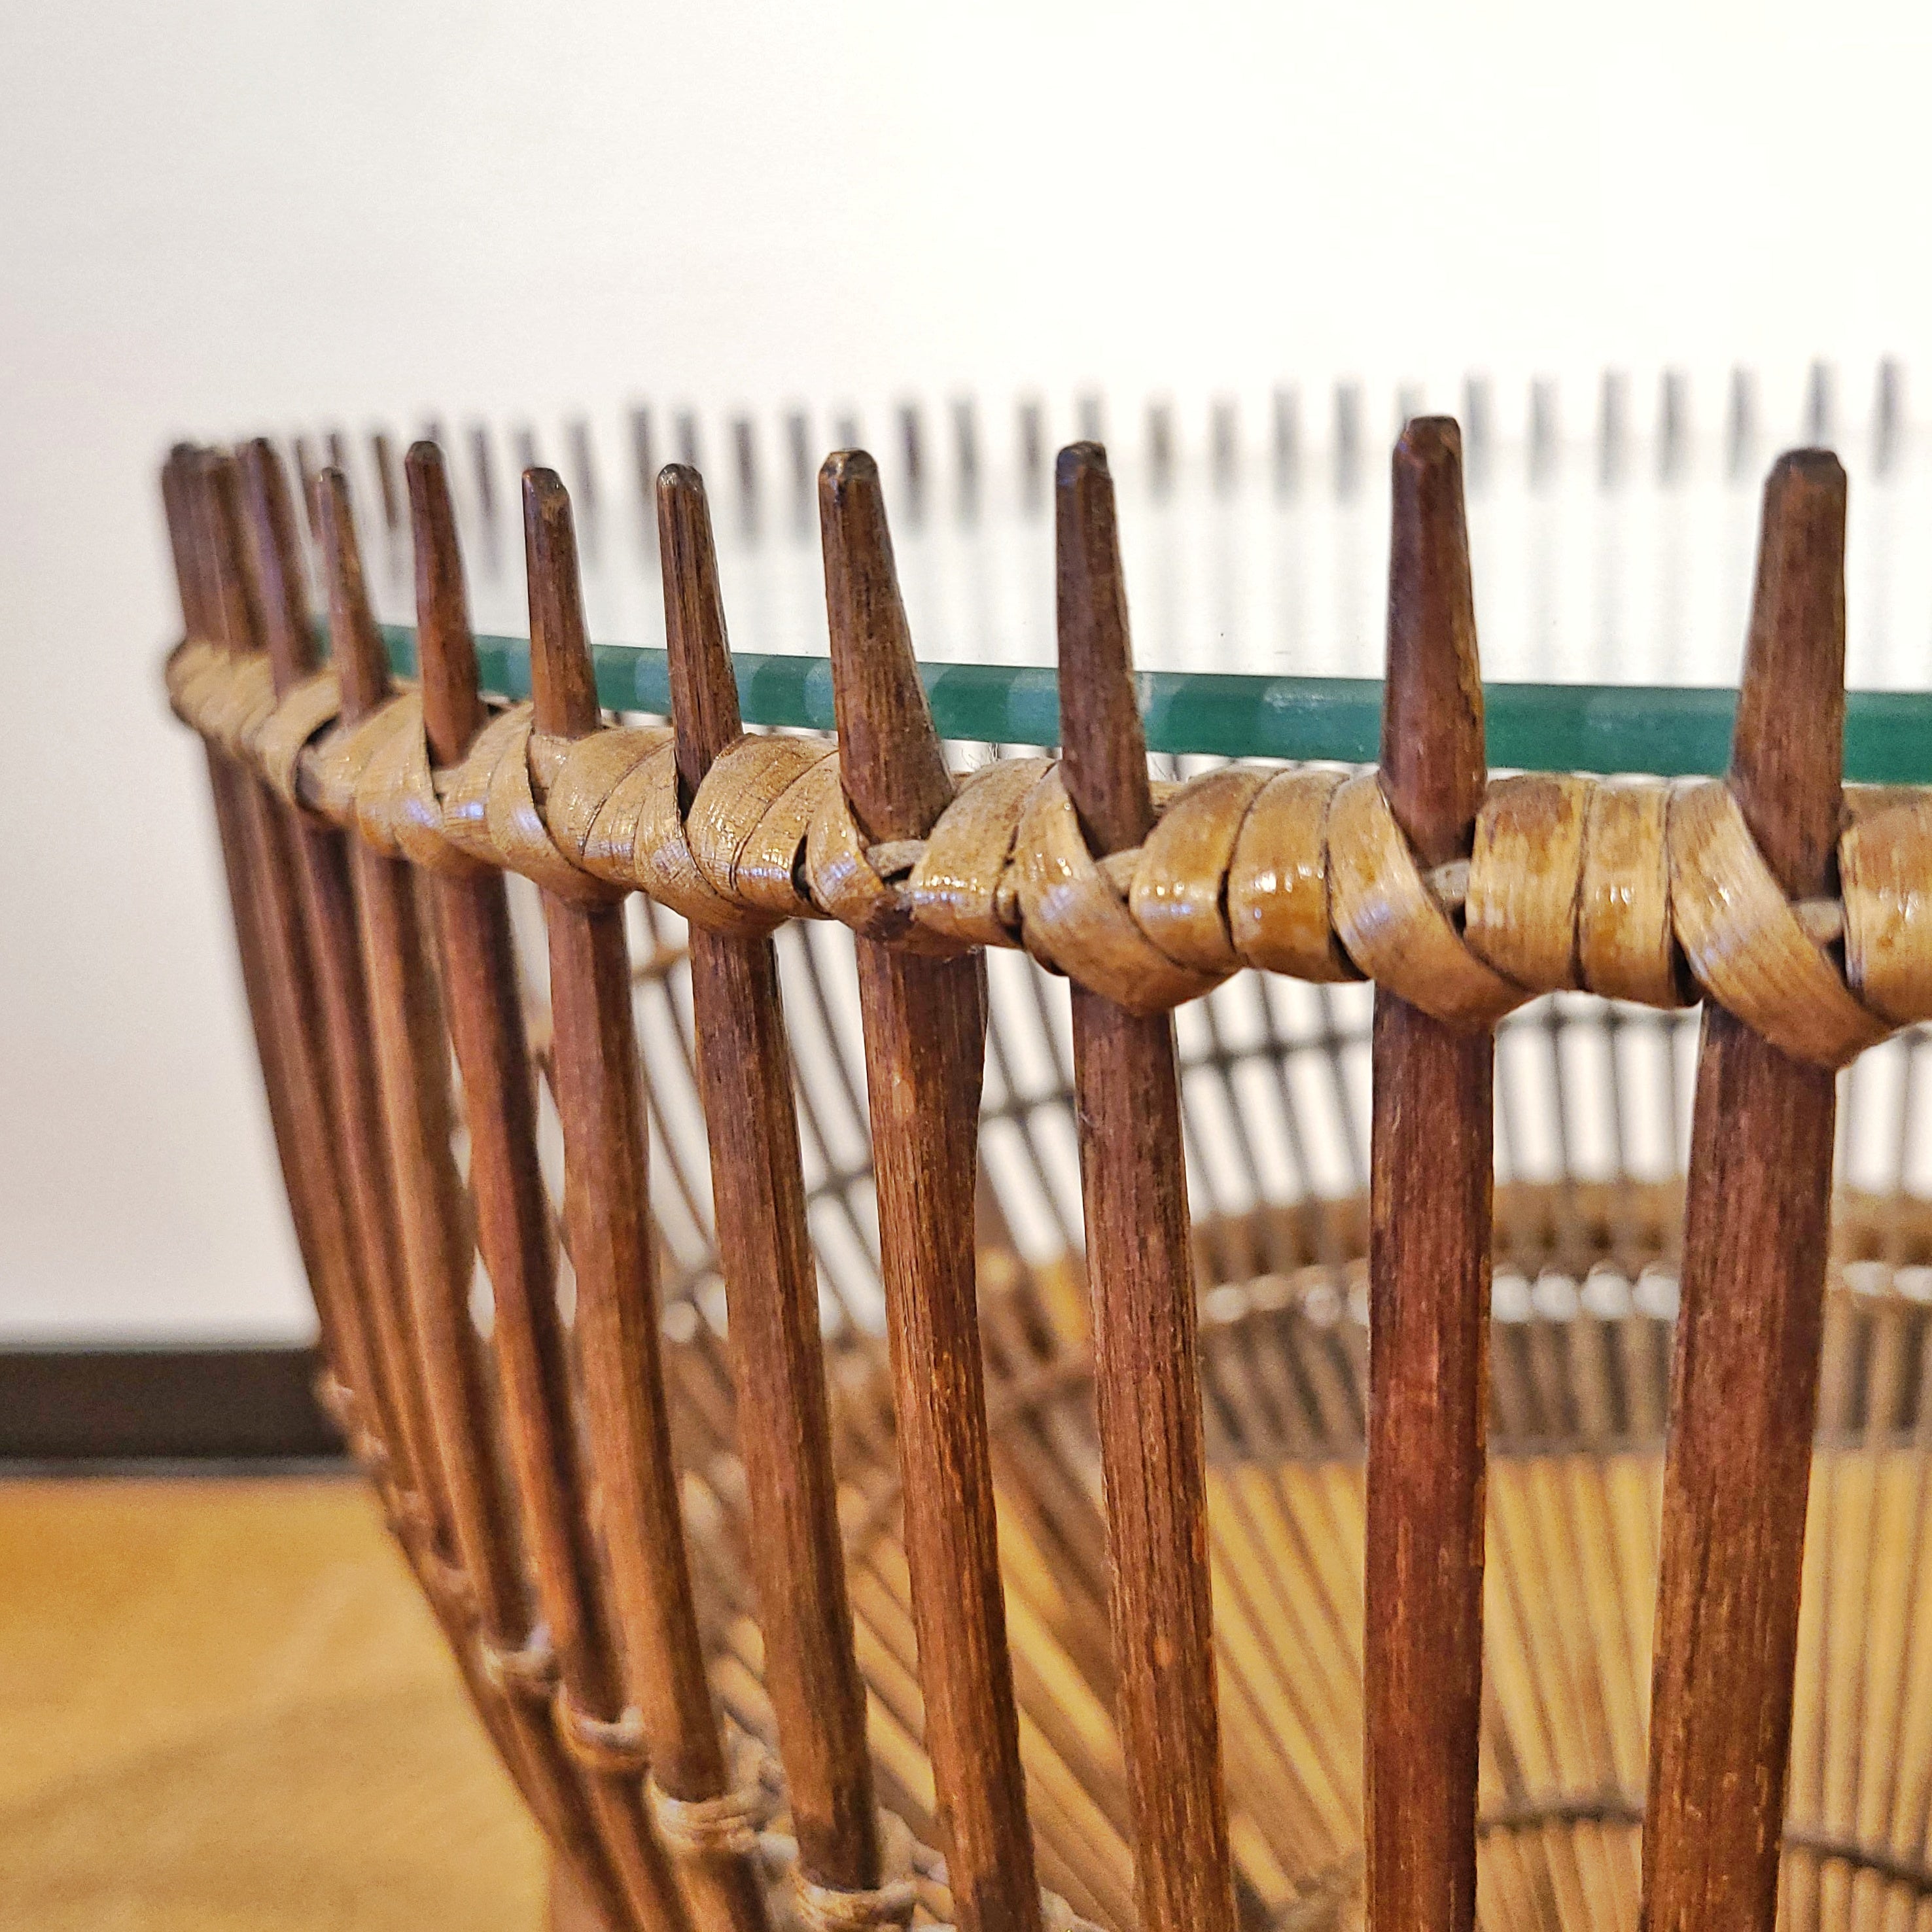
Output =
[
  {"x1": 1396, "y1": 415, "x2": 1463, "y2": 469},
  {"x1": 313, "y1": 463, "x2": 351, "y2": 523},
  {"x1": 522, "y1": 465, "x2": 569, "y2": 512},
  {"x1": 819, "y1": 448, "x2": 879, "y2": 497},
  {"x1": 1772, "y1": 446, "x2": 1846, "y2": 489},
  {"x1": 1055, "y1": 440, "x2": 1109, "y2": 488}
]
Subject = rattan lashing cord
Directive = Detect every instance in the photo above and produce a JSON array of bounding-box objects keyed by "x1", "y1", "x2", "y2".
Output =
[
  {"x1": 483, "y1": 1617, "x2": 974, "y2": 1932},
  {"x1": 170, "y1": 636, "x2": 1927, "y2": 1070}
]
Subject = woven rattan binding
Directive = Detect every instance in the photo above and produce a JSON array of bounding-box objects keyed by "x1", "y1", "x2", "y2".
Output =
[
  {"x1": 166, "y1": 650, "x2": 1932, "y2": 1070},
  {"x1": 162, "y1": 424, "x2": 1932, "y2": 1932}
]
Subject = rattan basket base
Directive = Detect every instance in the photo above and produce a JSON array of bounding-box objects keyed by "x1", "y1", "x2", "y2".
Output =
[{"x1": 648, "y1": 1182, "x2": 1932, "y2": 1931}]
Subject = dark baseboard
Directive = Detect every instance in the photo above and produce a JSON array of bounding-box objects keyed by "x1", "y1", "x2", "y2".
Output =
[{"x1": 0, "y1": 1345, "x2": 346, "y2": 1467}]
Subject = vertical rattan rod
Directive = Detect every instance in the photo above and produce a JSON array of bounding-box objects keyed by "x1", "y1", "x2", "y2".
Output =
[
  {"x1": 1052, "y1": 441, "x2": 1239, "y2": 1932},
  {"x1": 217, "y1": 444, "x2": 611, "y2": 1893},
  {"x1": 1365, "y1": 419, "x2": 1493, "y2": 1932},
  {"x1": 406, "y1": 445, "x2": 676, "y2": 1932},
  {"x1": 194, "y1": 448, "x2": 610, "y2": 1886},
  {"x1": 189, "y1": 451, "x2": 432, "y2": 1498},
  {"x1": 160, "y1": 451, "x2": 369, "y2": 1431},
  {"x1": 302, "y1": 457, "x2": 654, "y2": 1931},
  {"x1": 1641, "y1": 450, "x2": 1849, "y2": 1932},
  {"x1": 294, "y1": 455, "x2": 529, "y2": 1631},
  {"x1": 657, "y1": 463, "x2": 885, "y2": 1895},
  {"x1": 524, "y1": 469, "x2": 769, "y2": 1932},
  {"x1": 818, "y1": 449, "x2": 1044, "y2": 1932},
  {"x1": 162, "y1": 453, "x2": 325, "y2": 1350},
  {"x1": 202, "y1": 449, "x2": 441, "y2": 1518}
]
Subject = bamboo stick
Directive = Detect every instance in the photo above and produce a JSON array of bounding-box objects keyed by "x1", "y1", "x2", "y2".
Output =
[
  {"x1": 276, "y1": 451, "x2": 644, "y2": 1932},
  {"x1": 1642, "y1": 449, "x2": 1850, "y2": 1932},
  {"x1": 1364, "y1": 419, "x2": 1494, "y2": 1932},
  {"x1": 1053, "y1": 441, "x2": 1239, "y2": 1932},
  {"x1": 656, "y1": 463, "x2": 883, "y2": 1893},
  {"x1": 818, "y1": 448, "x2": 1044, "y2": 1932},
  {"x1": 256, "y1": 446, "x2": 532, "y2": 1639},
  {"x1": 406, "y1": 442, "x2": 682, "y2": 1932},
  {"x1": 522, "y1": 468, "x2": 768, "y2": 1932},
  {"x1": 191, "y1": 446, "x2": 606, "y2": 1886},
  {"x1": 158, "y1": 451, "x2": 366, "y2": 1416},
  {"x1": 192, "y1": 450, "x2": 434, "y2": 1505}
]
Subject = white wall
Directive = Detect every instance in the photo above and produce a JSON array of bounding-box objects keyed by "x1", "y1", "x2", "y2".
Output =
[{"x1": 3, "y1": 0, "x2": 1928, "y2": 1341}]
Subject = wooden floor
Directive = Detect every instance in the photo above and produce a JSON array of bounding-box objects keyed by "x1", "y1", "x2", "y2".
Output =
[{"x1": 0, "y1": 1474, "x2": 546, "y2": 1929}]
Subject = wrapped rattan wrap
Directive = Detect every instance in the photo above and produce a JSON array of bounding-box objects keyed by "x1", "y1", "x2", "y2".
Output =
[{"x1": 167, "y1": 639, "x2": 1927, "y2": 1064}]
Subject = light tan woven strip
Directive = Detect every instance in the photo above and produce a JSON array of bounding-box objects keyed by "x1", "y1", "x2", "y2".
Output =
[
  {"x1": 1464, "y1": 773, "x2": 1589, "y2": 992},
  {"x1": 166, "y1": 642, "x2": 1918, "y2": 1064},
  {"x1": 256, "y1": 668, "x2": 342, "y2": 806},
  {"x1": 1668, "y1": 780, "x2": 1888, "y2": 1068},
  {"x1": 644, "y1": 1729, "x2": 775, "y2": 1864},
  {"x1": 204, "y1": 650, "x2": 280, "y2": 761},
  {"x1": 552, "y1": 1685, "x2": 650, "y2": 1778},
  {"x1": 1326, "y1": 769, "x2": 1526, "y2": 1028},
  {"x1": 1577, "y1": 777, "x2": 1684, "y2": 1008},
  {"x1": 1225, "y1": 767, "x2": 1359, "y2": 982},
  {"x1": 909, "y1": 756, "x2": 1054, "y2": 950},
  {"x1": 1011, "y1": 765, "x2": 1224, "y2": 1013},
  {"x1": 478, "y1": 1626, "x2": 559, "y2": 1705},
  {"x1": 786, "y1": 1806, "x2": 1099, "y2": 1932},
  {"x1": 1842, "y1": 786, "x2": 1932, "y2": 1027}
]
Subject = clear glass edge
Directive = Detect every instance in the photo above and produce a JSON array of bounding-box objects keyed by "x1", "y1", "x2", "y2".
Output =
[{"x1": 373, "y1": 624, "x2": 1929, "y2": 785}]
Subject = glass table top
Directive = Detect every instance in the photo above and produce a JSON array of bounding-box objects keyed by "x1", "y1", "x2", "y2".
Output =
[{"x1": 342, "y1": 372, "x2": 1932, "y2": 780}]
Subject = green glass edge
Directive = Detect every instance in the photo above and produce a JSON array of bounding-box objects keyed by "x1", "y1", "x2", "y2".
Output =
[{"x1": 374, "y1": 624, "x2": 1931, "y2": 784}]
